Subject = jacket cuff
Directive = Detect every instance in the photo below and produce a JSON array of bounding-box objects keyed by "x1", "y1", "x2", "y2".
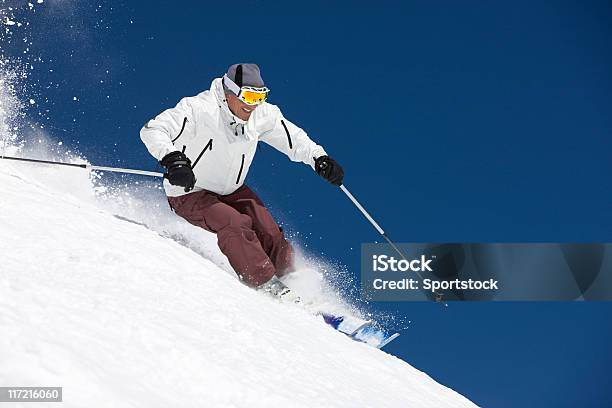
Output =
[{"x1": 310, "y1": 147, "x2": 327, "y2": 170}]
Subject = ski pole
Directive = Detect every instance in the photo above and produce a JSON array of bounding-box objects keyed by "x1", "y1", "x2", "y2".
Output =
[
  {"x1": 339, "y1": 184, "x2": 445, "y2": 303},
  {"x1": 0, "y1": 155, "x2": 164, "y2": 178}
]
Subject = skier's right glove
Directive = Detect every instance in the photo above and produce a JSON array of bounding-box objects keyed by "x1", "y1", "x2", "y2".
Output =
[{"x1": 160, "y1": 151, "x2": 196, "y2": 192}]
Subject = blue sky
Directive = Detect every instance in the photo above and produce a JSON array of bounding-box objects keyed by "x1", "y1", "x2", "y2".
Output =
[{"x1": 6, "y1": 1, "x2": 612, "y2": 406}]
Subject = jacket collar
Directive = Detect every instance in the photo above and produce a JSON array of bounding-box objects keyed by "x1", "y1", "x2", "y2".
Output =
[{"x1": 212, "y1": 78, "x2": 247, "y2": 126}]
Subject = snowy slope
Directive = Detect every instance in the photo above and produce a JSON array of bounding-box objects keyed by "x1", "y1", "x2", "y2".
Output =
[{"x1": 0, "y1": 160, "x2": 476, "y2": 408}]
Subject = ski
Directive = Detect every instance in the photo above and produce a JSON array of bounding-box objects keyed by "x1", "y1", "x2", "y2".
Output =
[
  {"x1": 319, "y1": 313, "x2": 400, "y2": 349},
  {"x1": 262, "y1": 280, "x2": 400, "y2": 349},
  {"x1": 351, "y1": 325, "x2": 401, "y2": 349},
  {"x1": 378, "y1": 333, "x2": 401, "y2": 348},
  {"x1": 320, "y1": 313, "x2": 372, "y2": 336}
]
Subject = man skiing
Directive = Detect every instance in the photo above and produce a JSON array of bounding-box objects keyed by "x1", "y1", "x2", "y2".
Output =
[{"x1": 140, "y1": 63, "x2": 344, "y2": 301}]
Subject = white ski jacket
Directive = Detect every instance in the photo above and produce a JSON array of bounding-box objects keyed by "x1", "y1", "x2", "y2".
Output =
[{"x1": 140, "y1": 78, "x2": 327, "y2": 197}]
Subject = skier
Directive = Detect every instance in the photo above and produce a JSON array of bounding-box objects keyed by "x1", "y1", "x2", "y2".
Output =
[{"x1": 140, "y1": 63, "x2": 344, "y2": 302}]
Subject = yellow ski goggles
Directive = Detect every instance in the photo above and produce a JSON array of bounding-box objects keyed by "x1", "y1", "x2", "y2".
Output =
[{"x1": 223, "y1": 74, "x2": 269, "y2": 106}]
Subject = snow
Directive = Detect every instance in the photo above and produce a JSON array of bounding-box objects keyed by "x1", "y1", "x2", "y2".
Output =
[{"x1": 0, "y1": 160, "x2": 476, "y2": 407}]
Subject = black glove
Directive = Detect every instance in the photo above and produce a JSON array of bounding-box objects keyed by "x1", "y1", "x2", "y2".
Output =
[
  {"x1": 314, "y1": 155, "x2": 344, "y2": 186},
  {"x1": 160, "y1": 151, "x2": 196, "y2": 192}
]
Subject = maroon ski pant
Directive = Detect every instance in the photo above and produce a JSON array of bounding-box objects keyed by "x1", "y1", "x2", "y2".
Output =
[{"x1": 167, "y1": 185, "x2": 294, "y2": 287}]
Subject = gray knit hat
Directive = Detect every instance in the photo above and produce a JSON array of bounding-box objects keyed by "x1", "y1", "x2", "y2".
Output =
[{"x1": 223, "y1": 63, "x2": 265, "y2": 94}]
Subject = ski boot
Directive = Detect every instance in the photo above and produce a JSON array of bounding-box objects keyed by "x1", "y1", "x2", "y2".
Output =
[{"x1": 258, "y1": 276, "x2": 301, "y2": 304}]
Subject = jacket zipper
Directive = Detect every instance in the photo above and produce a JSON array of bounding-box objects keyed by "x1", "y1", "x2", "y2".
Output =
[
  {"x1": 191, "y1": 138, "x2": 213, "y2": 169},
  {"x1": 236, "y1": 154, "x2": 245, "y2": 184},
  {"x1": 281, "y1": 119, "x2": 292, "y2": 149},
  {"x1": 172, "y1": 117, "x2": 188, "y2": 143}
]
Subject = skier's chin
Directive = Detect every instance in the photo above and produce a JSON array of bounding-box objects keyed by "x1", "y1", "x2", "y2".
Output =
[
  {"x1": 230, "y1": 105, "x2": 254, "y2": 121},
  {"x1": 239, "y1": 107, "x2": 253, "y2": 120}
]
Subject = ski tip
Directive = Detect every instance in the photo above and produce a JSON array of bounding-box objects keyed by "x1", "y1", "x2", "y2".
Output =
[
  {"x1": 349, "y1": 320, "x2": 373, "y2": 337},
  {"x1": 378, "y1": 333, "x2": 400, "y2": 349}
]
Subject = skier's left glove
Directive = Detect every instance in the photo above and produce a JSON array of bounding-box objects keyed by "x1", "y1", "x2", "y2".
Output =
[
  {"x1": 160, "y1": 151, "x2": 196, "y2": 192},
  {"x1": 314, "y1": 155, "x2": 344, "y2": 186}
]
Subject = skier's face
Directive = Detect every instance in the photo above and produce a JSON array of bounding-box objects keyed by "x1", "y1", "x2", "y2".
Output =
[{"x1": 226, "y1": 92, "x2": 258, "y2": 121}]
